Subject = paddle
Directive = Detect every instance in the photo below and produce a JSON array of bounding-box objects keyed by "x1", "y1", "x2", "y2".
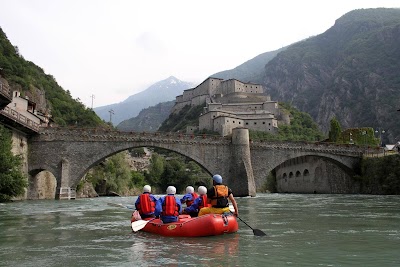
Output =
[
  {"x1": 236, "y1": 216, "x2": 266, "y2": 236},
  {"x1": 131, "y1": 218, "x2": 156, "y2": 232}
]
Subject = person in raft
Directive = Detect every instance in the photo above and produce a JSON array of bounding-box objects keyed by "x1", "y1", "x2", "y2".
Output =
[
  {"x1": 155, "y1": 186, "x2": 182, "y2": 223},
  {"x1": 183, "y1": 186, "x2": 209, "y2": 217},
  {"x1": 134, "y1": 185, "x2": 158, "y2": 219},
  {"x1": 198, "y1": 174, "x2": 239, "y2": 217},
  {"x1": 180, "y1": 186, "x2": 198, "y2": 208}
]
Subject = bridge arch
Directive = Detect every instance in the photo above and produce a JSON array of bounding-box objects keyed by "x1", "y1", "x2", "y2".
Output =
[{"x1": 27, "y1": 169, "x2": 57, "y2": 200}]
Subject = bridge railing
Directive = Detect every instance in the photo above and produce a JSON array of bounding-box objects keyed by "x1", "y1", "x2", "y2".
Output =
[
  {"x1": 251, "y1": 139, "x2": 366, "y2": 155},
  {"x1": 0, "y1": 106, "x2": 40, "y2": 132},
  {"x1": 36, "y1": 127, "x2": 229, "y2": 142}
]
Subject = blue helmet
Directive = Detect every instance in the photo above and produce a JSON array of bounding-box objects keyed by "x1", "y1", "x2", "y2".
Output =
[{"x1": 212, "y1": 174, "x2": 223, "y2": 183}]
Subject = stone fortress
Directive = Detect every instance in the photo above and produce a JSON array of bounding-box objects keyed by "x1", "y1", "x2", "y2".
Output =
[{"x1": 172, "y1": 77, "x2": 280, "y2": 136}]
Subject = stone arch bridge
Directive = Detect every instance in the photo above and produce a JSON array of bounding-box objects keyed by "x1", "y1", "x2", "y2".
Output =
[{"x1": 28, "y1": 127, "x2": 364, "y2": 199}]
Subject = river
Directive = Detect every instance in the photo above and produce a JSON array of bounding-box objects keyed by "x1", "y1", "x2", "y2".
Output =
[{"x1": 1, "y1": 194, "x2": 400, "y2": 266}]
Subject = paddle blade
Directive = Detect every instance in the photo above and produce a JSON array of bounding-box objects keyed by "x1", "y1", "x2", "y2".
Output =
[
  {"x1": 253, "y1": 229, "x2": 267, "y2": 236},
  {"x1": 131, "y1": 220, "x2": 149, "y2": 232}
]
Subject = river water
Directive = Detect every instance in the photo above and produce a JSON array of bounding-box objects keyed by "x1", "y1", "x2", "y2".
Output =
[{"x1": 1, "y1": 194, "x2": 400, "y2": 267}]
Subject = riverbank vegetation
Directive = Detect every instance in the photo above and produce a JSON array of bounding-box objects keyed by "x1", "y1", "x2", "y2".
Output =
[
  {"x1": 0, "y1": 125, "x2": 27, "y2": 202},
  {"x1": 357, "y1": 154, "x2": 400, "y2": 194}
]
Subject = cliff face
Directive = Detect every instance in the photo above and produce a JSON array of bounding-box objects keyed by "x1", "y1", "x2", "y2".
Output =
[{"x1": 261, "y1": 8, "x2": 400, "y2": 143}]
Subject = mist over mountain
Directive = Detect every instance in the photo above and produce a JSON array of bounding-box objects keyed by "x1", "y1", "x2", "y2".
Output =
[{"x1": 93, "y1": 76, "x2": 194, "y2": 125}]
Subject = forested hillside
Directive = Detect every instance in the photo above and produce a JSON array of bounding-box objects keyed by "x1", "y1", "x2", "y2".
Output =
[{"x1": 0, "y1": 27, "x2": 103, "y2": 127}]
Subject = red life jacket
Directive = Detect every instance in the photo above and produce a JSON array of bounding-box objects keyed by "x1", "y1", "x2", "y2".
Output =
[
  {"x1": 198, "y1": 195, "x2": 208, "y2": 209},
  {"x1": 137, "y1": 193, "x2": 155, "y2": 214},
  {"x1": 186, "y1": 192, "x2": 199, "y2": 207},
  {"x1": 162, "y1": 195, "x2": 179, "y2": 216}
]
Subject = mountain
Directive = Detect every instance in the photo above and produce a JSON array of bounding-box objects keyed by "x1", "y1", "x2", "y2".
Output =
[
  {"x1": 117, "y1": 101, "x2": 175, "y2": 132},
  {"x1": 212, "y1": 47, "x2": 286, "y2": 83},
  {"x1": 94, "y1": 76, "x2": 194, "y2": 125},
  {"x1": 260, "y1": 8, "x2": 400, "y2": 143}
]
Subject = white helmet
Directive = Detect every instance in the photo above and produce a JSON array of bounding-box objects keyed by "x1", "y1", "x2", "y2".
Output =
[
  {"x1": 186, "y1": 186, "x2": 194, "y2": 194},
  {"x1": 166, "y1": 186, "x2": 176, "y2": 195},
  {"x1": 198, "y1": 186, "x2": 207, "y2": 195},
  {"x1": 143, "y1": 185, "x2": 151, "y2": 193}
]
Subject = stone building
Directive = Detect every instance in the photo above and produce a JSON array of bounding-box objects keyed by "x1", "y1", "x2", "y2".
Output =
[{"x1": 173, "y1": 77, "x2": 279, "y2": 136}]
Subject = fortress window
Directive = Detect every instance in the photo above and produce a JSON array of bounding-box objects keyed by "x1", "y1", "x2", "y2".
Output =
[
  {"x1": 245, "y1": 122, "x2": 249, "y2": 125},
  {"x1": 239, "y1": 122, "x2": 241, "y2": 124},
  {"x1": 263, "y1": 122, "x2": 265, "y2": 124},
  {"x1": 254, "y1": 122, "x2": 257, "y2": 125},
  {"x1": 269, "y1": 123, "x2": 271, "y2": 125},
  {"x1": 233, "y1": 121, "x2": 235, "y2": 123}
]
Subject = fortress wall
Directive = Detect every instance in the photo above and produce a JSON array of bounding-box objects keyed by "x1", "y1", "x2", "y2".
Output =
[
  {"x1": 263, "y1": 102, "x2": 279, "y2": 114},
  {"x1": 243, "y1": 118, "x2": 276, "y2": 133},
  {"x1": 190, "y1": 95, "x2": 208, "y2": 106},
  {"x1": 242, "y1": 83, "x2": 263, "y2": 94},
  {"x1": 208, "y1": 78, "x2": 223, "y2": 96},
  {"x1": 182, "y1": 88, "x2": 195, "y2": 102}
]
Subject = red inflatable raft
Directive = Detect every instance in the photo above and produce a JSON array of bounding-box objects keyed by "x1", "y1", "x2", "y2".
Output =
[{"x1": 131, "y1": 213, "x2": 238, "y2": 237}]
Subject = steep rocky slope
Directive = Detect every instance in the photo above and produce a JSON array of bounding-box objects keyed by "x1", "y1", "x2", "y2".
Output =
[{"x1": 261, "y1": 8, "x2": 400, "y2": 143}]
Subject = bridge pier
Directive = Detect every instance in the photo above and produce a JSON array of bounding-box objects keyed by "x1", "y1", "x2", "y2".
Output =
[
  {"x1": 55, "y1": 158, "x2": 76, "y2": 200},
  {"x1": 230, "y1": 128, "x2": 256, "y2": 197}
]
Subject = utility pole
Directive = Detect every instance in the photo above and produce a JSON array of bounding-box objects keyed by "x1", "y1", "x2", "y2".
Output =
[
  {"x1": 108, "y1": 109, "x2": 114, "y2": 124},
  {"x1": 90, "y1": 94, "x2": 95, "y2": 109}
]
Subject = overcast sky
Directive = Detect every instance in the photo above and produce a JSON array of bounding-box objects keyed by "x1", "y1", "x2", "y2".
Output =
[{"x1": 0, "y1": 0, "x2": 399, "y2": 108}]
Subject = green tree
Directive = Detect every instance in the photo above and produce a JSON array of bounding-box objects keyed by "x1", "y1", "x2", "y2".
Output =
[
  {"x1": 145, "y1": 153, "x2": 165, "y2": 186},
  {"x1": 250, "y1": 102, "x2": 325, "y2": 141},
  {"x1": 131, "y1": 171, "x2": 146, "y2": 188},
  {"x1": 329, "y1": 117, "x2": 342, "y2": 143},
  {"x1": 0, "y1": 125, "x2": 27, "y2": 202},
  {"x1": 86, "y1": 152, "x2": 133, "y2": 195}
]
